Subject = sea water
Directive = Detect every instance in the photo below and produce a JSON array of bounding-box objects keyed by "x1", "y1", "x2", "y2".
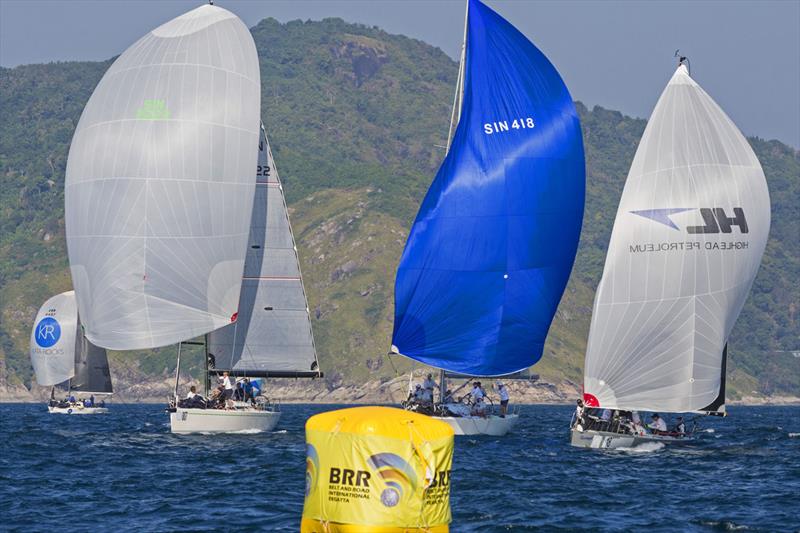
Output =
[{"x1": 0, "y1": 404, "x2": 797, "y2": 531}]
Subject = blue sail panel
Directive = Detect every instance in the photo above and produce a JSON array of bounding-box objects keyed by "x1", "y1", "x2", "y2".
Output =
[{"x1": 391, "y1": 0, "x2": 585, "y2": 376}]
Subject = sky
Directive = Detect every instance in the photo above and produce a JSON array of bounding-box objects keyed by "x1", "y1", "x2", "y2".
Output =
[{"x1": 1, "y1": 0, "x2": 798, "y2": 147}]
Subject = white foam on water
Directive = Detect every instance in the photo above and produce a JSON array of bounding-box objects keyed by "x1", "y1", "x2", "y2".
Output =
[
  {"x1": 789, "y1": 433, "x2": 799, "y2": 438},
  {"x1": 228, "y1": 428, "x2": 264, "y2": 435},
  {"x1": 703, "y1": 428, "x2": 715, "y2": 433},
  {"x1": 618, "y1": 442, "x2": 665, "y2": 453},
  {"x1": 273, "y1": 430, "x2": 288, "y2": 434}
]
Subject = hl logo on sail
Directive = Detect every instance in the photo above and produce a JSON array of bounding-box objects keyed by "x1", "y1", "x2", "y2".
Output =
[{"x1": 630, "y1": 207, "x2": 749, "y2": 234}]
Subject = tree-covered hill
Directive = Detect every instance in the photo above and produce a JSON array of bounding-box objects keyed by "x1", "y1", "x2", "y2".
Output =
[{"x1": 1, "y1": 17, "x2": 797, "y2": 399}]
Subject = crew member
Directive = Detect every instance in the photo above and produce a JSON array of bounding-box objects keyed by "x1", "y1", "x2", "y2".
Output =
[
  {"x1": 221, "y1": 371, "x2": 234, "y2": 401},
  {"x1": 673, "y1": 416, "x2": 686, "y2": 435},
  {"x1": 421, "y1": 386, "x2": 433, "y2": 405},
  {"x1": 498, "y1": 383, "x2": 510, "y2": 417},
  {"x1": 186, "y1": 385, "x2": 199, "y2": 400},
  {"x1": 250, "y1": 379, "x2": 261, "y2": 404},
  {"x1": 472, "y1": 396, "x2": 488, "y2": 417},
  {"x1": 422, "y1": 373, "x2": 438, "y2": 393},
  {"x1": 412, "y1": 384, "x2": 424, "y2": 402},
  {"x1": 470, "y1": 382, "x2": 484, "y2": 403},
  {"x1": 574, "y1": 399, "x2": 585, "y2": 427},
  {"x1": 648, "y1": 413, "x2": 667, "y2": 433}
]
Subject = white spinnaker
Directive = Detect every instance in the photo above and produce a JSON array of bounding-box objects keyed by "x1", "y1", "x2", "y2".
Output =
[
  {"x1": 583, "y1": 65, "x2": 770, "y2": 412},
  {"x1": 65, "y1": 5, "x2": 261, "y2": 350},
  {"x1": 30, "y1": 291, "x2": 79, "y2": 386},
  {"x1": 208, "y1": 126, "x2": 319, "y2": 373}
]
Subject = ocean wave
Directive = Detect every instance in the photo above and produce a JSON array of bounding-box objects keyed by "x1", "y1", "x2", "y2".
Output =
[
  {"x1": 789, "y1": 432, "x2": 799, "y2": 438},
  {"x1": 618, "y1": 442, "x2": 665, "y2": 453}
]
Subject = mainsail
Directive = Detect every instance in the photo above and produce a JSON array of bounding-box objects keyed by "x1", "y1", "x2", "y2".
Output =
[
  {"x1": 391, "y1": 0, "x2": 585, "y2": 376},
  {"x1": 30, "y1": 292, "x2": 79, "y2": 386},
  {"x1": 582, "y1": 65, "x2": 770, "y2": 413},
  {"x1": 64, "y1": 5, "x2": 261, "y2": 350},
  {"x1": 29, "y1": 291, "x2": 112, "y2": 393},
  {"x1": 71, "y1": 319, "x2": 114, "y2": 394},
  {"x1": 207, "y1": 125, "x2": 320, "y2": 376}
]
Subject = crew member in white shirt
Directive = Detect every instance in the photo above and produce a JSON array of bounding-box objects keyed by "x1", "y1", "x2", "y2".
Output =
[
  {"x1": 221, "y1": 371, "x2": 234, "y2": 401},
  {"x1": 470, "y1": 382, "x2": 485, "y2": 403},
  {"x1": 648, "y1": 413, "x2": 667, "y2": 433},
  {"x1": 186, "y1": 385, "x2": 199, "y2": 400},
  {"x1": 422, "y1": 373, "x2": 438, "y2": 394},
  {"x1": 498, "y1": 383, "x2": 510, "y2": 417}
]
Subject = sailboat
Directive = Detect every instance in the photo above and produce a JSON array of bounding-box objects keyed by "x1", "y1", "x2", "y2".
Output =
[
  {"x1": 63, "y1": 4, "x2": 268, "y2": 432},
  {"x1": 390, "y1": 0, "x2": 585, "y2": 436},
  {"x1": 570, "y1": 59, "x2": 770, "y2": 449},
  {"x1": 30, "y1": 291, "x2": 113, "y2": 414},
  {"x1": 170, "y1": 124, "x2": 322, "y2": 433}
]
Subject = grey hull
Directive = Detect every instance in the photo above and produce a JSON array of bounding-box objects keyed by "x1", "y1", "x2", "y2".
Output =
[{"x1": 570, "y1": 428, "x2": 694, "y2": 449}]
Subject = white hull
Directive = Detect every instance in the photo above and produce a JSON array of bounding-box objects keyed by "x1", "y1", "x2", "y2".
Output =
[
  {"x1": 434, "y1": 413, "x2": 519, "y2": 436},
  {"x1": 48, "y1": 405, "x2": 108, "y2": 415},
  {"x1": 570, "y1": 427, "x2": 694, "y2": 449},
  {"x1": 170, "y1": 407, "x2": 281, "y2": 434}
]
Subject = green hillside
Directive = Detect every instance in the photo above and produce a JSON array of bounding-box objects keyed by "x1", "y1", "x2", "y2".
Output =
[{"x1": 1, "y1": 18, "x2": 797, "y2": 398}]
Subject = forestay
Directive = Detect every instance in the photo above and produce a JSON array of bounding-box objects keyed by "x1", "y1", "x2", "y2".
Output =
[
  {"x1": 391, "y1": 0, "x2": 585, "y2": 376},
  {"x1": 30, "y1": 292, "x2": 79, "y2": 386},
  {"x1": 65, "y1": 5, "x2": 261, "y2": 350},
  {"x1": 208, "y1": 126, "x2": 319, "y2": 375},
  {"x1": 583, "y1": 65, "x2": 770, "y2": 413}
]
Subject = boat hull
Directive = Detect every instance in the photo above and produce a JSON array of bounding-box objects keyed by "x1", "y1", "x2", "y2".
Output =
[
  {"x1": 48, "y1": 405, "x2": 108, "y2": 415},
  {"x1": 169, "y1": 407, "x2": 281, "y2": 434},
  {"x1": 570, "y1": 427, "x2": 694, "y2": 449},
  {"x1": 434, "y1": 413, "x2": 519, "y2": 436}
]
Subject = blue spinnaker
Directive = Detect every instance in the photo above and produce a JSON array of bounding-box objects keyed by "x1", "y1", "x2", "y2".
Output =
[{"x1": 391, "y1": 0, "x2": 585, "y2": 376}]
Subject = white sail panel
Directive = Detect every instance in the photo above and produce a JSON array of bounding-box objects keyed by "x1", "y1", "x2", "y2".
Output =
[
  {"x1": 64, "y1": 5, "x2": 261, "y2": 350},
  {"x1": 583, "y1": 65, "x2": 770, "y2": 412},
  {"x1": 30, "y1": 291, "x2": 79, "y2": 386},
  {"x1": 208, "y1": 126, "x2": 319, "y2": 374}
]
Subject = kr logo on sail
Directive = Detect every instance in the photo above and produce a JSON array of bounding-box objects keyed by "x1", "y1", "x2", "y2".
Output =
[
  {"x1": 630, "y1": 207, "x2": 749, "y2": 234},
  {"x1": 35, "y1": 317, "x2": 61, "y2": 348}
]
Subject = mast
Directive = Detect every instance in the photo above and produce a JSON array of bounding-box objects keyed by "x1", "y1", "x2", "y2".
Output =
[
  {"x1": 173, "y1": 342, "x2": 182, "y2": 402},
  {"x1": 204, "y1": 334, "x2": 210, "y2": 397},
  {"x1": 445, "y1": 0, "x2": 469, "y2": 153}
]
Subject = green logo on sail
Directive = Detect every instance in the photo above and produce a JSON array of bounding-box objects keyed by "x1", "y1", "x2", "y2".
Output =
[{"x1": 136, "y1": 99, "x2": 170, "y2": 120}]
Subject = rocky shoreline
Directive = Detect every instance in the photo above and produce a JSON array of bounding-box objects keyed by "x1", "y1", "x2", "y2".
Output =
[{"x1": 2, "y1": 372, "x2": 798, "y2": 406}]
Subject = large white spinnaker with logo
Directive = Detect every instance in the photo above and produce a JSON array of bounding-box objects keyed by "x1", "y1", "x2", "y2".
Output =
[
  {"x1": 30, "y1": 292, "x2": 79, "y2": 386},
  {"x1": 64, "y1": 4, "x2": 261, "y2": 350},
  {"x1": 582, "y1": 64, "x2": 770, "y2": 414},
  {"x1": 207, "y1": 125, "x2": 321, "y2": 378}
]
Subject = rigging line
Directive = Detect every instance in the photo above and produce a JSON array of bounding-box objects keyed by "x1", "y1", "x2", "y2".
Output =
[
  {"x1": 445, "y1": 0, "x2": 469, "y2": 153},
  {"x1": 386, "y1": 351, "x2": 400, "y2": 377}
]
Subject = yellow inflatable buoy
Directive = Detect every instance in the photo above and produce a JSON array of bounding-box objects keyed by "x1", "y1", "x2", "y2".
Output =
[{"x1": 301, "y1": 406, "x2": 454, "y2": 532}]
